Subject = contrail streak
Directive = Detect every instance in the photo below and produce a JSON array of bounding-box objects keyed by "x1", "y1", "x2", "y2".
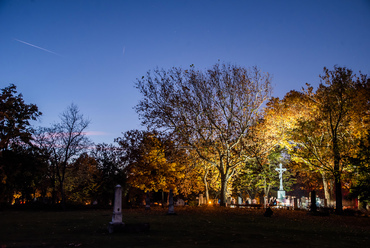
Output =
[{"x1": 14, "y1": 38, "x2": 62, "y2": 56}]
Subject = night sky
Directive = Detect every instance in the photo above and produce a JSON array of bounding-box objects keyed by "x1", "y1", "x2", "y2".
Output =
[{"x1": 1, "y1": 0, "x2": 369, "y2": 144}]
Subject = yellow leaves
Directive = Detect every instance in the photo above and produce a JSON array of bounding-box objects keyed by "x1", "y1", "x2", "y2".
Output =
[{"x1": 127, "y1": 133, "x2": 190, "y2": 193}]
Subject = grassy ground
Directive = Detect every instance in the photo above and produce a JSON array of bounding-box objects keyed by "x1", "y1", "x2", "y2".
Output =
[{"x1": 0, "y1": 206, "x2": 369, "y2": 248}]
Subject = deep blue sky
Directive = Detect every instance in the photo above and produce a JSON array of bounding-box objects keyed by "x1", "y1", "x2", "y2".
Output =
[{"x1": 1, "y1": 0, "x2": 369, "y2": 144}]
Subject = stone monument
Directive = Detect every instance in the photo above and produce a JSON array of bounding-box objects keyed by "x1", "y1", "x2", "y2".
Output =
[
  {"x1": 108, "y1": 185, "x2": 124, "y2": 233},
  {"x1": 145, "y1": 191, "x2": 151, "y2": 210},
  {"x1": 198, "y1": 193, "x2": 204, "y2": 205},
  {"x1": 275, "y1": 163, "x2": 287, "y2": 202},
  {"x1": 167, "y1": 189, "x2": 176, "y2": 215},
  {"x1": 237, "y1": 196, "x2": 242, "y2": 207}
]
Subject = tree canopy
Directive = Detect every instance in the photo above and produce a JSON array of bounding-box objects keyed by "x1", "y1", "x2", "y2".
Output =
[
  {"x1": 0, "y1": 84, "x2": 41, "y2": 150},
  {"x1": 135, "y1": 63, "x2": 272, "y2": 205}
]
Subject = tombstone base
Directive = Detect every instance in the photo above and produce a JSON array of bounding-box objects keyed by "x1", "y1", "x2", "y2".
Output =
[
  {"x1": 108, "y1": 222, "x2": 125, "y2": 234},
  {"x1": 277, "y1": 190, "x2": 286, "y2": 202},
  {"x1": 167, "y1": 204, "x2": 176, "y2": 215},
  {"x1": 108, "y1": 222, "x2": 150, "y2": 233}
]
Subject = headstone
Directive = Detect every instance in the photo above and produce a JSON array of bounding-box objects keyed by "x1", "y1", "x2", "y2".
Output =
[
  {"x1": 231, "y1": 197, "x2": 236, "y2": 208},
  {"x1": 167, "y1": 189, "x2": 176, "y2": 215},
  {"x1": 199, "y1": 194, "x2": 204, "y2": 205},
  {"x1": 286, "y1": 196, "x2": 291, "y2": 208},
  {"x1": 145, "y1": 191, "x2": 151, "y2": 210},
  {"x1": 317, "y1": 197, "x2": 322, "y2": 207},
  {"x1": 176, "y1": 198, "x2": 185, "y2": 206},
  {"x1": 108, "y1": 185, "x2": 124, "y2": 233},
  {"x1": 238, "y1": 196, "x2": 242, "y2": 205},
  {"x1": 301, "y1": 196, "x2": 307, "y2": 209}
]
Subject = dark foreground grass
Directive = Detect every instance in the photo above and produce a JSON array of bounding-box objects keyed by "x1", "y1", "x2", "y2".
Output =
[{"x1": 0, "y1": 206, "x2": 369, "y2": 248}]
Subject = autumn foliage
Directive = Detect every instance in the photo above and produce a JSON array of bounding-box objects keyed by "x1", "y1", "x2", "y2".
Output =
[{"x1": 1, "y1": 65, "x2": 369, "y2": 212}]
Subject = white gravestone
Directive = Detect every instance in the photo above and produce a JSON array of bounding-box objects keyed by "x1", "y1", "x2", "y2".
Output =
[
  {"x1": 238, "y1": 196, "x2": 242, "y2": 205},
  {"x1": 275, "y1": 163, "x2": 287, "y2": 201},
  {"x1": 199, "y1": 194, "x2": 204, "y2": 205},
  {"x1": 112, "y1": 185, "x2": 122, "y2": 223},
  {"x1": 108, "y1": 185, "x2": 124, "y2": 233}
]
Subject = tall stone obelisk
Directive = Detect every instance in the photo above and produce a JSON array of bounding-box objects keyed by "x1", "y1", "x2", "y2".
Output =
[
  {"x1": 167, "y1": 189, "x2": 176, "y2": 215},
  {"x1": 108, "y1": 185, "x2": 124, "y2": 233}
]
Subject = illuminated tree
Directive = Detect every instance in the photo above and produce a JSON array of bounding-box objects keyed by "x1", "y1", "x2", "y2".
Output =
[
  {"x1": 116, "y1": 130, "x2": 189, "y2": 195},
  {"x1": 348, "y1": 131, "x2": 370, "y2": 207},
  {"x1": 135, "y1": 63, "x2": 272, "y2": 206},
  {"x1": 64, "y1": 153, "x2": 101, "y2": 204},
  {"x1": 284, "y1": 67, "x2": 369, "y2": 213},
  {"x1": 234, "y1": 145, "x2": 294, "y2": 202}
]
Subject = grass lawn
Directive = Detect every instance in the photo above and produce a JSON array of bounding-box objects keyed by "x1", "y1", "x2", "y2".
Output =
[{"x1": 0, "y1": 206, "x2": 369, "y2": 248}]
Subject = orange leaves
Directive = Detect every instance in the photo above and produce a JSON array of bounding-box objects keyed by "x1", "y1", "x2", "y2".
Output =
[{"x1": 124, "y1": 131, "x2": 191, "y2": 194}]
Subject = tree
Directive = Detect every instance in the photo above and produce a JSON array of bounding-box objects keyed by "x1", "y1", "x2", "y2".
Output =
[
  {"x1": 285, "y1": 67, "x2": 368, "y2": 213},
  {"x1": 90, "y1": 143, "x2": 126, "y2": 205},
  {"x1": 0, "y1": 144, "x2": 48, "y2": 204},
  {"x1": 241, "y1": 117, "x2": 285, "y2": 197},
  {"x1": 135, "y1": 63, "x2": 272, "y2": 206},
  {"x1": 116, "y1": 130, "x2": 188, "y2": 195},
  {"x1": 348, "y1": 76, "x2": 370, "y2": 208},
  {"x1": 0, "y1": 84, "x2": 41, "y2": 150},
  {"x1": 0, "y1": 84, "x2": 42, "y2": 204},
  {"x1": 233, "y1": 145, "x2": 294, "y2": 203},
  {"x1": 64, "y1": 153, "x2": 101, "y2": 204},
  {"x1": 40, "y1": 103, "x2": 90, "y2": 207},
  {"x1": 264, "y1": 90, "x2": 335, "y2": 203},
  {"x1": 348, "y1": 131, "x2": 370, "y2": 208}
]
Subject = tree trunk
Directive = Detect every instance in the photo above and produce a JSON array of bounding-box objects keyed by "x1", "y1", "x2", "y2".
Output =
[
  {"x1": 59, "y1": 180, "x2": 66, "y2": 210},
  {"x1": 334, "y1": 170, "x2": 342, "y2": 214},
  {"x1": 322, "y1": 172, "x2": 331, "y2": 206},
  {"x1": 263, "y1": 176, "x2": 270, "y2": 198},
  {"x1": 161, "y1": 191, "x2": 165, "y2": 208},
  {"x1": 220, "y1": 175, "x2": 227, "y2": 207},
  {"x1": 203, "y1": 169, "x2": 209, "y2": 203},
  {"x1": 333, "y1": 137, "x2": 343, "y2": 214},
  {"x1": 51, "y1": 165, "x2": 57, "y2": 205}
]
